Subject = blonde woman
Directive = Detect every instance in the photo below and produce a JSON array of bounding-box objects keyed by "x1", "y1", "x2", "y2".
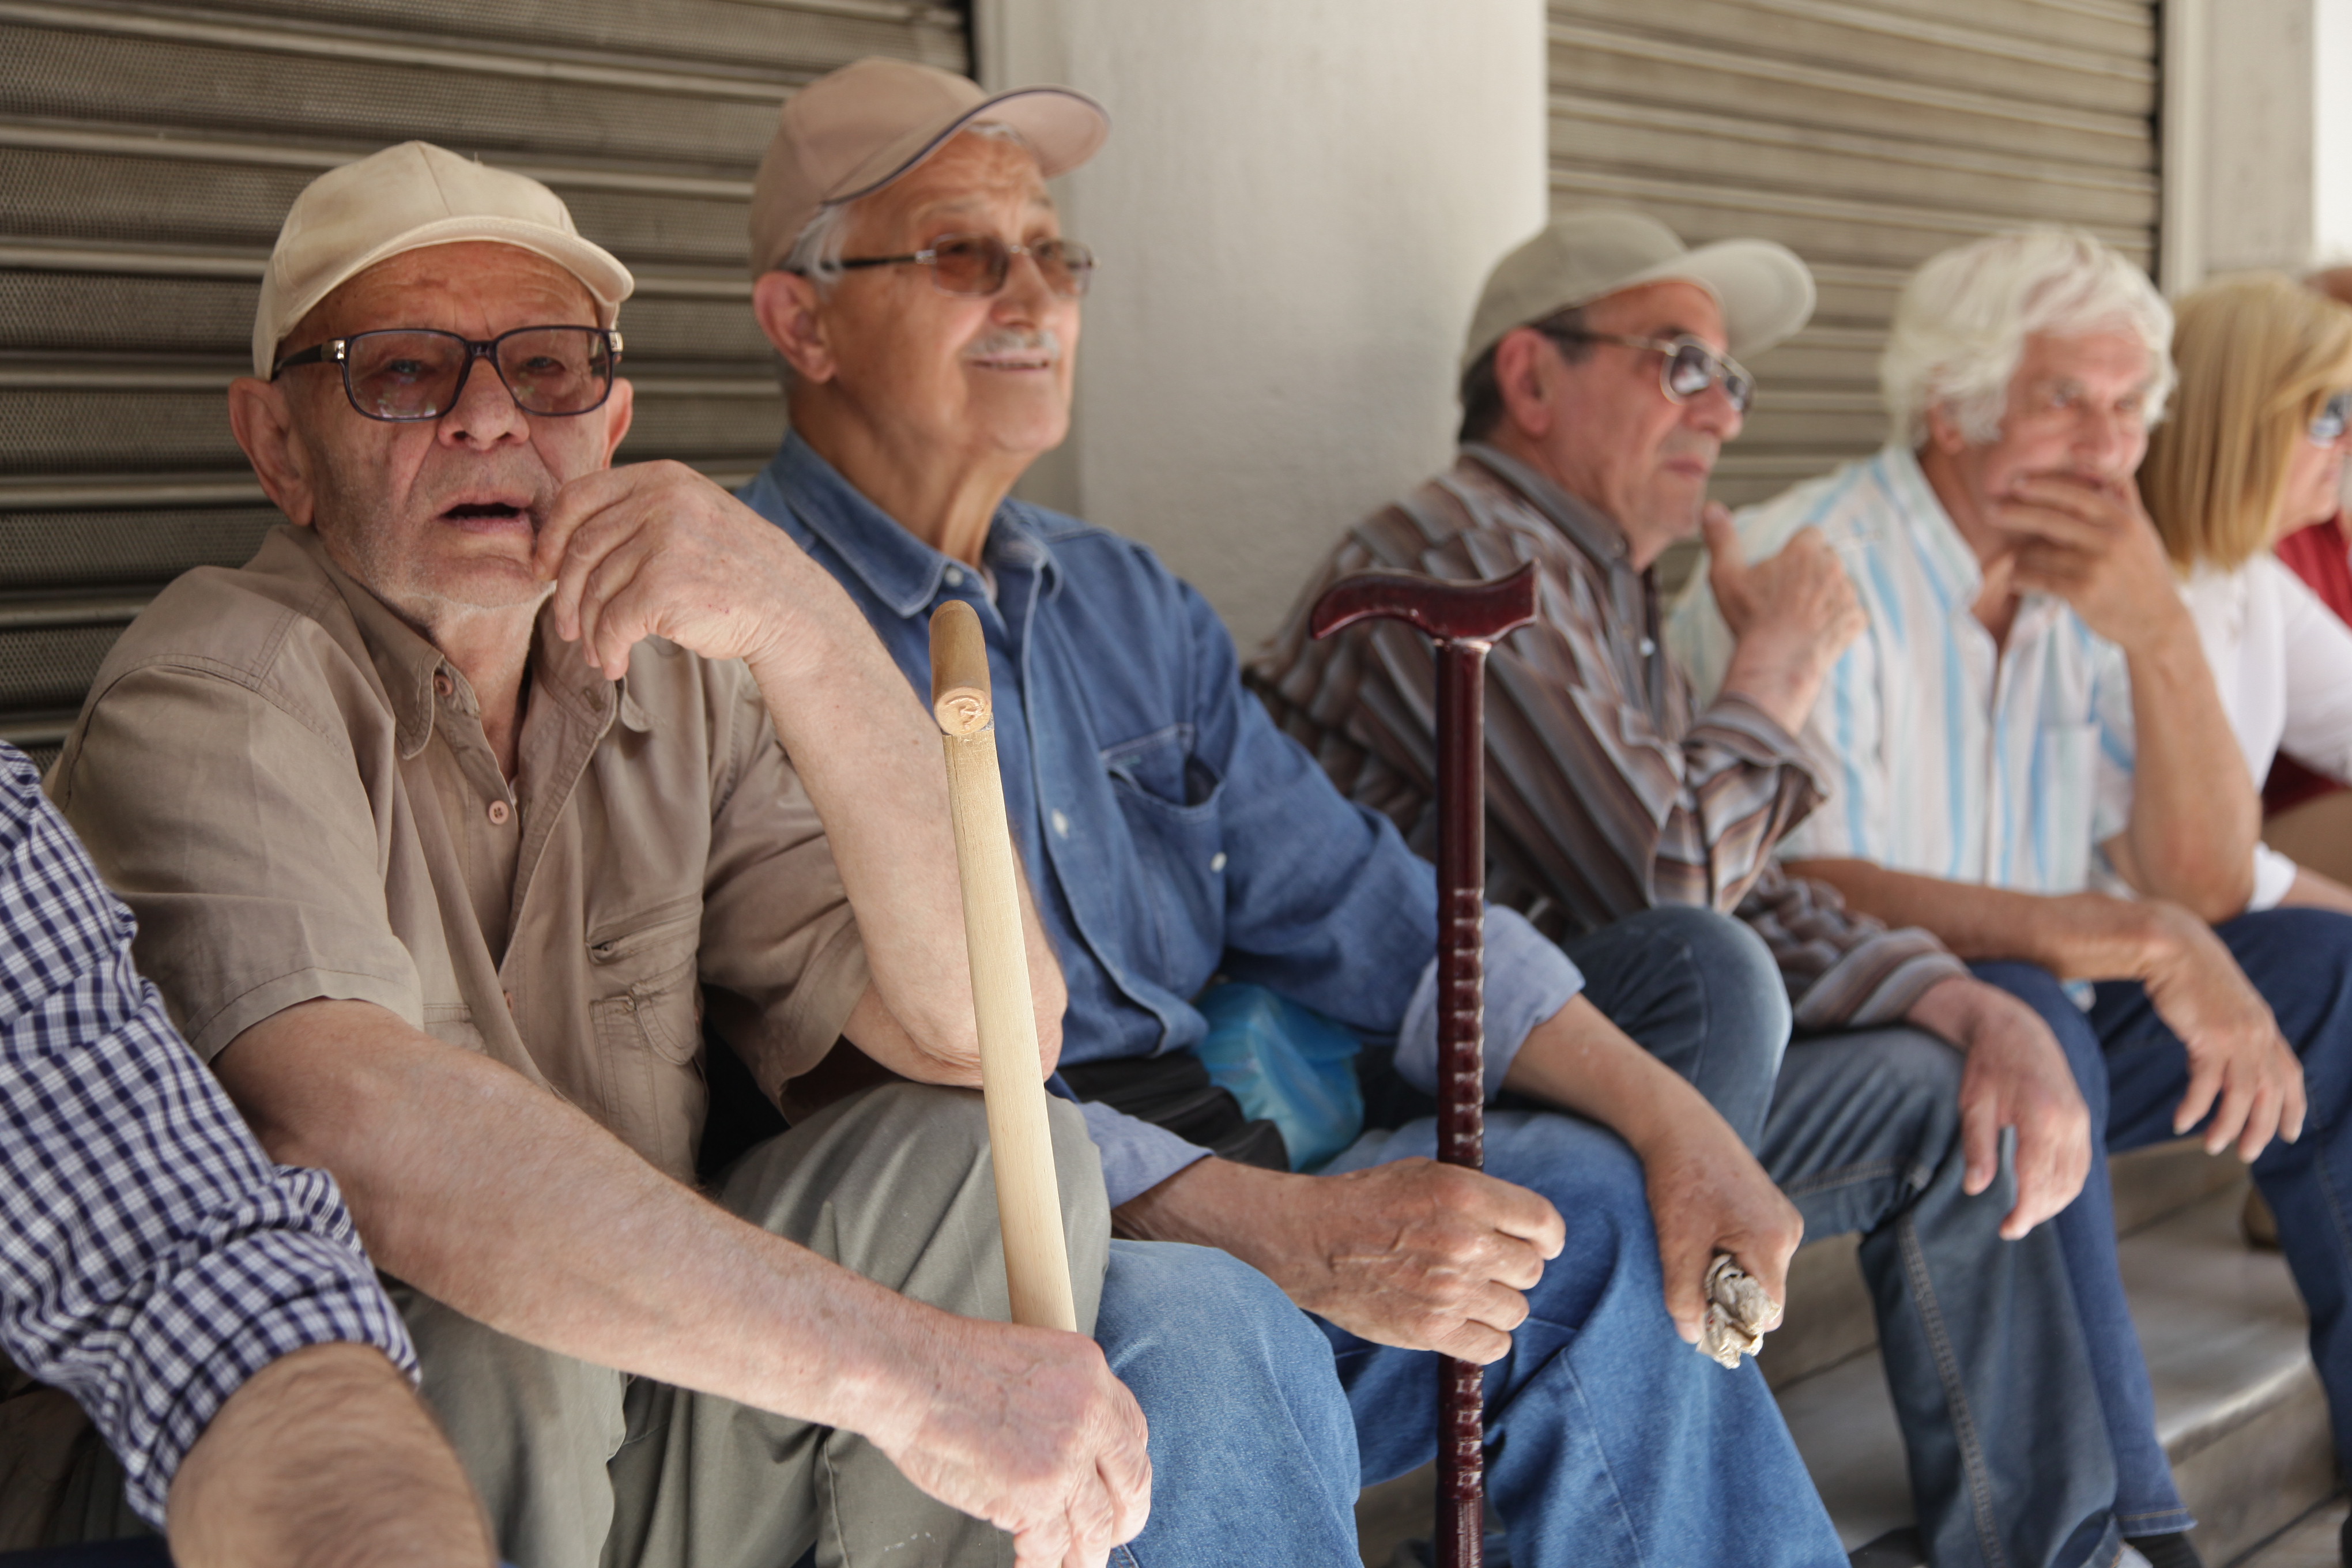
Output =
[{"x1": 2141, "y1": 271, "x2": 2352, "y2": 913}]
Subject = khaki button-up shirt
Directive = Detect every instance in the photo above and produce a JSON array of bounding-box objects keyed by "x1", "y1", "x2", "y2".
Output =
[{"x1": 51, "y1": 525, "x2": 869, "y2": 1183}]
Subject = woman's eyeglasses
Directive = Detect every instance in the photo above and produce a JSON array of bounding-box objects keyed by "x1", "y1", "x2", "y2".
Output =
[
  {"x1": 831, "y1": 234, "x2": 1096, "y2": 299},
  {"x1": 271, "y1": 326, "x2": 622, "y2": 422},
  {"x1": 1539, "y1": 326, "x2": 1755, "y2": 414}
]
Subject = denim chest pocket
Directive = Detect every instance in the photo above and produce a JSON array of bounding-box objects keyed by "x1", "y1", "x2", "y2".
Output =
[
  {"x1": 587, "y1": 896, "x2": 704, "y2": 1066},
  {"x1": 1102, "y1": 728, "x2": 1227, "y2": 975}
]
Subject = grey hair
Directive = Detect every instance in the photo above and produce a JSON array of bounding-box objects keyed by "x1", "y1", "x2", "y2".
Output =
[
  {"x1": 768, "y1": 119, "x2": 1039, "y2": 391},
  {"x1": 1880, "y1": 227, "x2": 2175, "y2": 448}
]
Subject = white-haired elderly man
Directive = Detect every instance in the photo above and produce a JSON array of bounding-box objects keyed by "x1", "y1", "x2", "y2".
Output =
[
  {"x1": 50, "y1": 139, "x2": 1368, "y2": 1568},
  {"x1": 740, "y1": 56, "x2": 1853, "y2": 1568},
  {"x1": 1673, "y1": 228, "x2": 2352, "y2": 1568},
  {"x1": 1254, "y1": 209, "x2": 2135, "y2": 1568}
]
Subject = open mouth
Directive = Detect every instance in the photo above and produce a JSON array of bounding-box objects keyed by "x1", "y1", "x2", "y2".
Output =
[{"x1": 441, "y1": 501, "x2": 532, "y2": 527}]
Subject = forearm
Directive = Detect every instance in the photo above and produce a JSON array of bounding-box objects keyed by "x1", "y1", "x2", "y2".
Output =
[
  {"x1": 1717, "y1": 631, "x2": 1832, "y2": 737},
  {"x1": 1786, "y1": 857, "x2": 2165, "y2": 981},
  {"x1": 167, "y1": 1343, "x2": 491, "y2": 1568},
  {"x1": 2118, "y1": 624, "x2": 2258, "y2": 919},
  {"x1": 220, "y1": 1001, "x2": 966, "y2": 1445},
  {"x1": 748, "y1": 634, "x2": 1066, "y2": 1072},
  {"x1": 1496, "y1": 994, "x2": 1739, "y2": 1153},
  {"x1": 2283, "y1": 864, "x2": 2352, "y2": 915}
]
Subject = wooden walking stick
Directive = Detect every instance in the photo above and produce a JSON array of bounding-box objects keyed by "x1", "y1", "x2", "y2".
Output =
[
  {"x1": 930, "y1": 599, "x2": 1079, "y2": 1333},
  {"x1": 1310, "y1": 563, "x2": 1539, "y2": 1568}
]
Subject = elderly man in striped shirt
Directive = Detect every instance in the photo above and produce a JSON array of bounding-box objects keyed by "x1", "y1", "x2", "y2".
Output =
[
  {"x1": 1669, "y1": 227, "x2": 2352, "y2": 1568},
  {"x1": 1257, "y1": 210, "x2": 2150, "y2": 1568}
]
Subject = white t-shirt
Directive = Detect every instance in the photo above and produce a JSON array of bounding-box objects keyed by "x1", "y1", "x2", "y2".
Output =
[{"x1": 2180, "y1": 552, "x2": 2352, "y2": 906}]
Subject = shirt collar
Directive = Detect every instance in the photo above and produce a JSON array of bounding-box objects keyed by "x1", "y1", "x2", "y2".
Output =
[
  {"x1": 762, "y1": 432, "x2": 1061, "y2": 623},
  {"x1": 280, "y1": 526, "x2": 642, "y2": 759},
  {"x1": 1461, "y1": 441, "x2": 1637, "y2": 572},
  {"x1": 1876, "y1": 443, "x2": 1987, "y2": 608}
]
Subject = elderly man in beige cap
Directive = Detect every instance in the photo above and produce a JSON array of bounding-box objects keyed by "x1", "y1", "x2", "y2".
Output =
[
  {"x1": 736, "y1": 56, "x2": 1867, "y2": 1568},
  {"x1": 1256, "y1": 212, "x2": 2139, "y2": 1568},
  {"x1": 48, "y1": 138, "x2": 1366, "y2": 1568}
]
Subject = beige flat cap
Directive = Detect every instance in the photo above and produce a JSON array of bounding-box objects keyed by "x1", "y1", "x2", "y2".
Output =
[
  {"x1": 749, "y1": 56, "x2": 1108, "y2": 278},
  {"x1": 252, "y1": 141, "x2": 633, "y2": 378},
  {"x1": 1463, "y1": 209, "x2": 1815, "y2": 372}
]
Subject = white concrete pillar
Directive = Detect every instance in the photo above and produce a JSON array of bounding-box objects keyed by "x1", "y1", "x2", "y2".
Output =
[{"x1": 976, "y1": 0, "x2": 1548, "y2": 644}]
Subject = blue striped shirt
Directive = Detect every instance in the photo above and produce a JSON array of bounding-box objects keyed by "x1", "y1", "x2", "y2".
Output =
[
  {"x1": 0, "y1": 747, "x2": 412, "y2": 1524},
  {"x1": 1667, "y1": 445, "x2": 2136, "y2": 895}
]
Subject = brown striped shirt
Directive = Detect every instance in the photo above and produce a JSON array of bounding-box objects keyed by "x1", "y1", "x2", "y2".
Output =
[{"x1": 1249, "y1": 445, "x2": 1964, "y2": 1030}]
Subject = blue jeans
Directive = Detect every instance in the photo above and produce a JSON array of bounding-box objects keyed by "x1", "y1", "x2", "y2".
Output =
[
  {"x1": 1579, "y1": 908, "x2": 2119, "y2": 1568},
  {"x1": 1978, "y1": 906, "x2": 2352, "y2": 1529},
  {"x1": 1093, "y1": 1239, "x2": 1363, "y2": 1565},
  {"x1": 1322, "y1": 1111, "x2": 1846, "y2": 1568}
]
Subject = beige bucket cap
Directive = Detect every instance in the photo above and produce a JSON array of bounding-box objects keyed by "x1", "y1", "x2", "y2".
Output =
[
  {"x1": 749, "y1": 56, "x2": 1108, "y2": 277},
  {"x1": 1463, "y1": 208, "x2": 1815, "y2": 372},
  {"x1": 251, "y1": 140, "x2": 633, "y2": 378}
]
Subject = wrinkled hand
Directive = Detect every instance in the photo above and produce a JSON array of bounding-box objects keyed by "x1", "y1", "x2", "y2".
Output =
[
  {"x1": 1909, "y1": 975, "x2": 2090, "y2": 1238},
  {"x1": 1996, "y1": 476, "x2": 2185, "y2": 653},
  {"x1": 2139, "y1": 903, "x2": 2307, "y2": 1160},
  {"x1": 875, "y1": 1319, "x2": 1151, "y2": 1568},
  {"x1": 1634, "y1": 1111, "x2": 1802, "y2": 1345},
  {"x1": 1705, "y1": 504, "x2": 1864, "y2": 732},
  {"x1": 533, "y1": 459, "x2": 847, "y2": 680}
]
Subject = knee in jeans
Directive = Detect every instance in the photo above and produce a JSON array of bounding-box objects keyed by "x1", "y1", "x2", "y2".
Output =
[{"x1": 1650, "y1": 905, "x2": 1791, "y2": 1058}]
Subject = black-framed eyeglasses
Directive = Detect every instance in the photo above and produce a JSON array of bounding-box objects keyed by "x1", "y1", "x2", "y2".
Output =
[
  {"x1": 830, "y1": 234, "x2": 1096, "y2": 299},
  {"x1": 271, "y1": 325, "x2": 623, "y2": 422},
  {"x1": 2312, "y1": 389, "x2": 2352, "y2": 446},
  {"x1": 1539, "y1": 327, "x2": 1755, "y2": 414}
]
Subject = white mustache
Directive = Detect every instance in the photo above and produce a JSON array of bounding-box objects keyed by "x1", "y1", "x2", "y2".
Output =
[{"x1": 963, "y1": 327, "x2": 1062, "y2": 365}]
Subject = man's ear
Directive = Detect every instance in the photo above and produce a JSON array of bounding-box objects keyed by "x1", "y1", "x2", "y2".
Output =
[
  {"x1": 753, "y1": 270, "x2": 838, "y2": 386},
  {"x1": 225, "y1": 378, "x2": 318, "y2": 527},
  {"x1": 1923, "y1": 401, "x2": 1970, "y2": 457},
  {"x1": 599, "y1": 377, "x2": 635, "y2": 466},
  {"x1": 1492, "y1": 327, "x2": 1556, "y2": 440}
]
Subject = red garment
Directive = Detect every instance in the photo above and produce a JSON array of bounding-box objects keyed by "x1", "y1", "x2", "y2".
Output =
[{"x1": 2267, "y1": 512, "x2": 2352, "y2": 813}]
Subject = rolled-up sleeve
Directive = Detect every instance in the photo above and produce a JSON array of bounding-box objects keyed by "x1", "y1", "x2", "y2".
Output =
[
  {"x1": 51, "y1": 663, "x2": 423, "y2": 1060},
  {"x1": 1394, "y1": 906, "x2": 1584, "y2": 1100},
  {"x1": 2, "y1": 749, "x2": 411, "y2": 1525}
]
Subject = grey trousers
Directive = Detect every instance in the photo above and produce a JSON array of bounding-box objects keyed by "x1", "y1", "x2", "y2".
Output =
[{"x1": 390, "y1": 1083, "x2": 1110, "y2": 1568}]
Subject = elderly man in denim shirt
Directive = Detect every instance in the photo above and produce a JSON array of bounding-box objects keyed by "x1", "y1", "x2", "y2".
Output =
[{"x1": 732, "y1": 58, "x2": 1848, "y2": 1567}]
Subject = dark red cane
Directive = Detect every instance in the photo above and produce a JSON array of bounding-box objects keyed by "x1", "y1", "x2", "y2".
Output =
[{"x1": 1310, "y1": 563, "x2": 1538, "y2": 1568}]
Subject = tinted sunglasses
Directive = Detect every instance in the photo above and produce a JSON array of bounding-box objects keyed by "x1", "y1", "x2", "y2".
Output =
[
  {"x1": 1540, "y1": 327, "x2": 1755, "y2": 414},
  {"x1": 272, "y1": 325, "x2": 622, "y2": 422},
  {"x1": 832, "y1": 233, "x2": 1096, "y2": 299},
  {"x1": 2311, "y1": 389, "x2": 2352, "y2": 445}
]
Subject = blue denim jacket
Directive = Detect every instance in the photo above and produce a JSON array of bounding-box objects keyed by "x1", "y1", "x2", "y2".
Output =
[{"x1": 744, "y1": 436, "x2": 1582, "y2": 1202}]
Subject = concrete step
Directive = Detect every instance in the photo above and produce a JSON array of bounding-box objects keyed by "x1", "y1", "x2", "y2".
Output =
[
  {"x1": 1779, "y1": 1173, "x2": 2327, "y2": 1566},
  {"x1": 2232, "y1": 1494, "x2": 2344, "y2": 1566}
]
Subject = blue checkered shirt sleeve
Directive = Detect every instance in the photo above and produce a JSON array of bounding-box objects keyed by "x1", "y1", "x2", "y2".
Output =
[{"x1": 0, "y1": 747, "x2": 414, "y2": 1525}]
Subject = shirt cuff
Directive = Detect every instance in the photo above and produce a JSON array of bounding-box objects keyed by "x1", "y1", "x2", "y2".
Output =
[
  {"x1": 1394, "y1": 906, "x2": 1585, "y2": 1101},
  {"x1": 1066, "y1": 1094, "x2": 1212, "y2": 1208},
  {"x1": 2251, "y1": 843, "x2": 2301, "y2": 912}
]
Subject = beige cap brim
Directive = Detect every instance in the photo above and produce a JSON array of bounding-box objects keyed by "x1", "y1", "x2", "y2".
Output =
[{"x1": 1604, "y1": 238, "x2": 1816, "y2": 363}]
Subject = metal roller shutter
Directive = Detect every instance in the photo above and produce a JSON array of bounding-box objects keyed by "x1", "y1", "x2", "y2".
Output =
[
  {"x1": 1546, "y1": 0, "x2": 2160, "y2": 530},
  {"x1": 0, "y1": 0, "x2": 967, "y2": 772}
]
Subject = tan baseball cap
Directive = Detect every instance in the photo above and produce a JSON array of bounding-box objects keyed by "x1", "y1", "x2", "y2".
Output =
[
  {"x1": 749, "y1": 56, "x2": 1109, "y2": 278},
  {"x1": 1462, "y1": 209, "x2": 1815, "y2": 373},
  {"x1": 251, "y1": 140, "x2": 634, "y2": 378}
]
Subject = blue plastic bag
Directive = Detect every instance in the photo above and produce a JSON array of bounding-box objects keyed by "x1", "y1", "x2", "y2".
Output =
[{"x1": 1193, "y1": 982, "x2": 1366, "y2": 1172}]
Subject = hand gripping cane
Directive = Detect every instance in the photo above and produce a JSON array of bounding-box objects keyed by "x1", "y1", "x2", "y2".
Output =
[
  {"x1": 930, "y1": 600, "x2": 1079, "y2": 1333},
  {"x1": 1310, "y1": 562, "x2": 1539, "y2": 1568}
]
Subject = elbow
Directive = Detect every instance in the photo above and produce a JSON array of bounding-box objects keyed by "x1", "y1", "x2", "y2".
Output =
[{"x1": 2141, "y1": 851, "x2": 2254, "y2": 925}]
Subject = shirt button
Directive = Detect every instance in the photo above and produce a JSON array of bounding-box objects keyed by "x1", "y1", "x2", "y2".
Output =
[
  {"x1": 432, "y1": 672, "x2": 454, "y2": 698},
  {"x1": 1210, "y1": 851, "x2": 1228, "y2": 873},
  {"x1": 944, "y1": 566, "x2": 964, "y2": 587},
  {"x1": 1051, "y1": 809, "x2": 1071, "y2": 838},
  {"x1": 487, "y1": 800, "x2": 512, "y2": 826},
  {"x1": 503, "y1": 990, "x2": 516, "y2": 1015}
]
